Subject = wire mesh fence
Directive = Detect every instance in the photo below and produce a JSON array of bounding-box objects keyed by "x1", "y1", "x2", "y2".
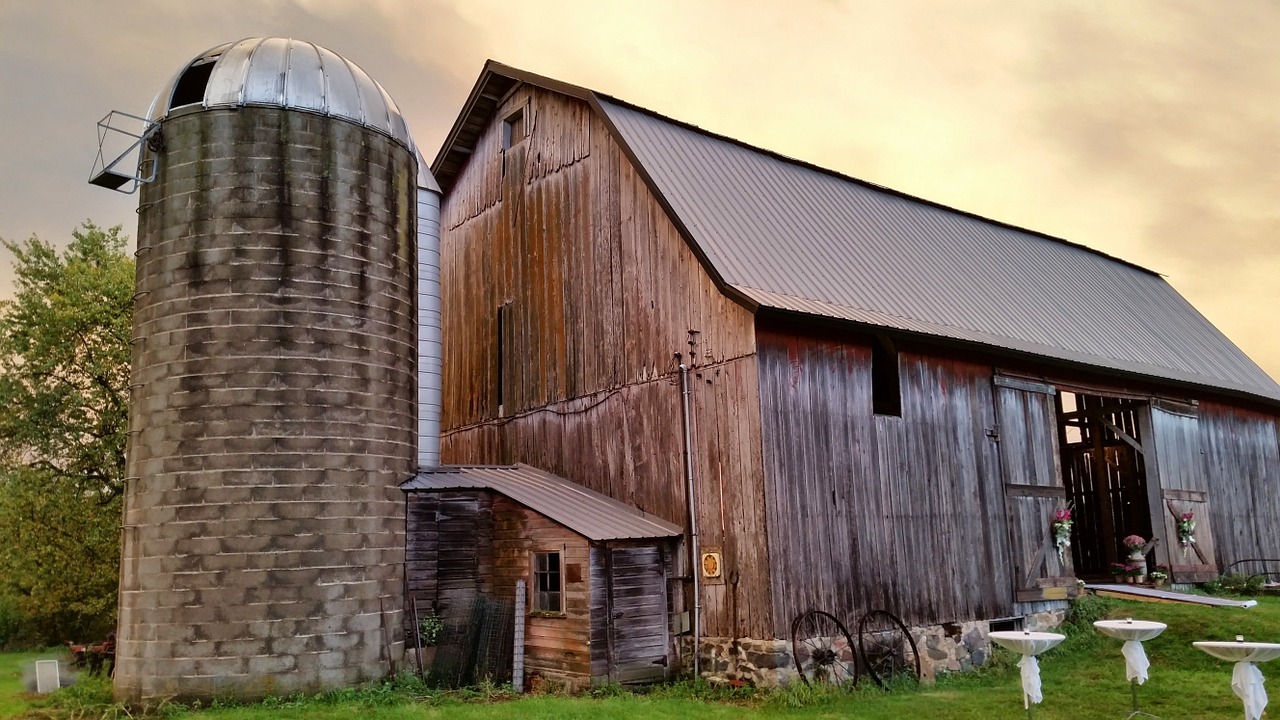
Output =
[{"x1": 422, "y1": 593, "x2": 515, "y2": 688}]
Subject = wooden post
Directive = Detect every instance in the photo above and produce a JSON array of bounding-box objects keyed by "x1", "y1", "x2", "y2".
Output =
[{"x1": 513, "y1": 578, "x2": 526, "y2": 693}]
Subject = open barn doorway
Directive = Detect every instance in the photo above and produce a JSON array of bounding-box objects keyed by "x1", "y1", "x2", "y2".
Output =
[{"x1": 1056, "y1": 391, "x2": 1153, "y2": 579}]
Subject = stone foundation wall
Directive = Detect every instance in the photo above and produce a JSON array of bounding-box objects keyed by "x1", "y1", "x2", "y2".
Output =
[{"x1": 692, "y1": 608, "x2": 1068, "y2": 687}]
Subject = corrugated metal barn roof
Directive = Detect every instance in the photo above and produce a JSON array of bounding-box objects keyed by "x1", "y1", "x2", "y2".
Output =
[
  {"x1": 402, "y1": 465, "x2": 683, "y2": 541},
  {"x1": 596, "y1": 98, "x2": 1280, "y2": 404},
  {"x1": 433, "y1": 62, "x2": 1280, "y2": 405}
]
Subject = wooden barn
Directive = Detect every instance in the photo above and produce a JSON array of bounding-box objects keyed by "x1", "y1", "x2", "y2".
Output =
[{"x1": 408, "y1": 61, "x2": 1280, "y2": 683}]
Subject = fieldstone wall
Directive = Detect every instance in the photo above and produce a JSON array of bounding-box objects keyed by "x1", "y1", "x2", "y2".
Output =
[
  {"x1": 115, "y1": 107, "x2": 417, "y2": 703},
  {"x1": 693, "y1": 609, "x2": 1068, "y2": 687}
]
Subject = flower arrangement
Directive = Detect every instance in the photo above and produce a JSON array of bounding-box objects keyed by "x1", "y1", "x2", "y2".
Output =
[
  {"x1": 1177, "y1": 512, "x2": 1196, "y2": 557},
  {"x1": 1123, "y1": 534, "x2": 1147, "y2": 553},
  {"x1": 1126, "y1": 563, "x2": 1145, "y2": 578},
  {"x1": 1109, "y1": 562, "x2": 1129, "y2": 579},
  {"x1": 1148, "y1": 569, "x2": 1169, "y2": 582},
  {"x1": 1051, "y1": 506, "x2": 1073, "y2": 564}
]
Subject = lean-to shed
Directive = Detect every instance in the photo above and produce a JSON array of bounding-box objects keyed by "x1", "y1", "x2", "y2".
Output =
[{"x1": 403, "y1": 465, "x2": 682, "y2": 688}]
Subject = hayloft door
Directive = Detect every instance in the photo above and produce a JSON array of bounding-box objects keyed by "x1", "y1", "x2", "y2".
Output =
[
  {"x1": 604, "y1": 544, "x2": 670, "y2": 685},
  {"x1": 1140, "y1": 401, "x2": 1218, "y2": 582},
  {"x1": 994, "y1": 375, "x2": 1076, "y2": 602}
]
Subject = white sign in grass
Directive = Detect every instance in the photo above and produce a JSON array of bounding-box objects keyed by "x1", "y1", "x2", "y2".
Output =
[{"x1": 34, "y1": 659, "x2": 60, "y2": 693}]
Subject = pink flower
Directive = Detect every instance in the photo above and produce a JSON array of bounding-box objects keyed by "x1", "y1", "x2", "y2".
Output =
[
  {"x1": 1123, "y1": 534, "x2": 1147, "y2": 551},
  {"x1": 1181, "y1": 512, "x2": 1194, "y2": 521}
]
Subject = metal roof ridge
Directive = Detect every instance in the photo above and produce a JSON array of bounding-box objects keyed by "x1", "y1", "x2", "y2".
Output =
[{"x1": 594, "y1": 94, "x2": 1163, "y2": 279}]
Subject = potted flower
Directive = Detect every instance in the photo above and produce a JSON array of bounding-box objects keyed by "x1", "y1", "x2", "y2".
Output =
[
  {"x1": 1148, "y1": 568, "x2": 1169, "y2": 588},
  {"x1": 1121, "y1": 535, "x2": 1148, "y2": 582},
  {"x1": 1109, "y1": 562, "x2": 1129, "y2": 583},
  {"x1": 1126, "y1": 563, "x2": 1146, "y2": 584}
]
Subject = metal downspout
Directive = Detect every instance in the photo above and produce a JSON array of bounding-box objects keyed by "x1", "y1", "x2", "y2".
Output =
[{"x1": 678, "y1": 362, "x2": 701, "y2": 677}]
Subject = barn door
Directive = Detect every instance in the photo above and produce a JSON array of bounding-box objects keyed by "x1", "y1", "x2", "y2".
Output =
[
  {"x1": 605, "y1": 545, "x2": 670, "y2": 685},
  {"x1": 994, "y1": 376, "x2": 1076, "y2": 602},
  {"x1": 1143, "y1": 401, "x2": 1218, "y2": 582}
]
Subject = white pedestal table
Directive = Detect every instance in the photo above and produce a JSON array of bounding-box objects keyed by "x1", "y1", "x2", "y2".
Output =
[
  {"x1": 1193, "y1": 638, "x2": 1280, "y2": 720},
  {"x1": 1094, "y1": 619, "x2": 1167, "y2": 718},
  {"x1": 989, "y1": 630, "x2": 1066, "y2": 720}
]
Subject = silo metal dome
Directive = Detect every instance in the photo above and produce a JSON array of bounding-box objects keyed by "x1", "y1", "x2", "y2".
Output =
[
  {"x1": 115, "y1": 37, "x2": 437, "y2": 704},
  {"x1": 146, "y1": 37, "x2": 415, "y2": 154}
]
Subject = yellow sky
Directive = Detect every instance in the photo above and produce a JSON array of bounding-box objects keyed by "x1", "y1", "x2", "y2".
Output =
[{"x1": 1, "y1": 0, "x2": 1277, "y2": 380}]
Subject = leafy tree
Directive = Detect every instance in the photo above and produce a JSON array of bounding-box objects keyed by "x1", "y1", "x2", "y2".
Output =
[
  {"x1": 0, "y1": 222, "x2": 133, "y2": 500},
  {"x1": 0, "y1": 466, "x2": 121, "y2": 645},
  {"x1": 0, "y1": 222, "x2": 133, "y2": 646}
]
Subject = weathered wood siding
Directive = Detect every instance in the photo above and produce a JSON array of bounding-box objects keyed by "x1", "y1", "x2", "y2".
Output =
[
  {"x1": 440, "y1": 86, "x2": 756, "y2": 421},
  {"x1": 757, "y1": 327, "x2": 1012, "y2": 635},
  {"x1": 1143, "y1": 402, "x2": 1218, "y2": 581},
  {"x1": 487, "y1": 495, "x2": 593, "y2": 684},
  {"x1": 1199, "y1": 401, "x2": 1280, "y2": 567},
  {"x1": 595, "y1": 543, "x2": 672, "y2": 684},
  {"x1": 404, "y1": 491, "x2": 494, "y2": 624},
  {"x1": 439, "y1": 86, "x2": 771, "y2": 639},
  {"x1": 993, "y1": 377, "x2": 1074, "y2": 602}
]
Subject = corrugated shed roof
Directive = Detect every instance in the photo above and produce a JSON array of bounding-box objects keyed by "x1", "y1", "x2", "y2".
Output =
[
  {"x1": 596, "y1": 98, "x2": 1280, "y2": 404},
  {"x1": 402, "y1": 465, "x2": 683, "y2": 541}
]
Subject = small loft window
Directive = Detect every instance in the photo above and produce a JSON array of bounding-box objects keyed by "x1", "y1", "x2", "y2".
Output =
[
  {"x1": 532, "y1": 551, "x2": 563, "y2": 613},
  {"x1": 169, "y1": 58, "x2": 218, "y2": 110},
  {"x1": 872, "y1": 336, "x2": 902, "y2": 417},
  {"x1": 502, "y1": 109, "x2": 525, "y2": 150}
]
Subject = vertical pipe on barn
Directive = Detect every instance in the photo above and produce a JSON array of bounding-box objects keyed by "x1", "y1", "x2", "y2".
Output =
[{"x1": 678, "y1": 362, "x2": 701, "y2": 676}]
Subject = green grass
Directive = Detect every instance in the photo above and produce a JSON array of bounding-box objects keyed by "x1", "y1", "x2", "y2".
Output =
[
  {"x1": 4, "y1": 596, "x2": 1279, "y2": 719},
  {"x1": 0, "y1": 648, "x2": 68, "y2": 718}
]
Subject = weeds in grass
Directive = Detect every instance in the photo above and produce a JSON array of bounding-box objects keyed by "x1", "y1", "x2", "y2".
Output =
[
  {"x1": 647, "y1": 677, "x2": 759, "y2": 704},
  {"x1": 1203, "y1": 574, "x2": 1265, "y2": 596}
]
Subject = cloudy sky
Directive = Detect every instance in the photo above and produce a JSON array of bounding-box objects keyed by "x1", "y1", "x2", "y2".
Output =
[{"x1": 1, "y1": 0, "x2": 1277, "y2": 380}]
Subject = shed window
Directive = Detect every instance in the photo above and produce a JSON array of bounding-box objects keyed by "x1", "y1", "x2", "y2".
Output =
[
  {"x1": 502, "y1": 109, "x2": 525, "y2": 150},
  {"x1": 532, "y1": 551, "x2": 562, "y2": 613},
  {"x1": 872, "y1": 336, "x2": 902, "y2": 417}
]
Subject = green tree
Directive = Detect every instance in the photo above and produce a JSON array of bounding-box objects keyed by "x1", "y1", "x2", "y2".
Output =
[{"x1": 0, "y1": 222, "x2": 133, "y2": 646}]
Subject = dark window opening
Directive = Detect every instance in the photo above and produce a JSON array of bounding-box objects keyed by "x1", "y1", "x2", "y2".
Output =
[
  {"x1": 496, "y1": 304, "x2": 505, "y2": 415},
  {"x1": 169, "y1": 59, "x2": 218, "y2": 110},
  {"x1": 872, "y1": 336, "x2": 902, "y2": 417},
  {"x1": 533, "y1": 551, "x2": 562, "y2": 613},
  {"x1": 502, "y1": 109, "x2": 525, "y2": 150}
]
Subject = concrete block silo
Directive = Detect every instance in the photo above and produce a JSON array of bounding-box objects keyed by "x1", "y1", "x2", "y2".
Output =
[{"x1": 110, "y1": 37, "x2": 439, "y2": 703}]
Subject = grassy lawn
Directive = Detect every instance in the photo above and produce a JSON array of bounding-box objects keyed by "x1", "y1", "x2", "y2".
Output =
[
  {"x1": 0, "y1": 648, "x2": 68, "y2": 718},
  {"x1": 4, "y1": 594, "x2": 1278, "y2": 719}
]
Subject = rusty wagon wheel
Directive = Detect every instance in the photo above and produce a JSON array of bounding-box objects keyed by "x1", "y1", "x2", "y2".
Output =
[
  {"x1": 790, "y1": 609, "x2": 860, "y2": 687},
  {"x1": 857, "y1": 609, "x2": 921, "y2": 688}
]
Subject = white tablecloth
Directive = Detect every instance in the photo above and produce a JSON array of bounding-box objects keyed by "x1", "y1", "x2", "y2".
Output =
[
  {"x1": 1232, "y1": 661, "x2": 1267, "y2": 720},
  {"x1": 1121, "y1": 640, "x2": 1151, "y2": 684},
  {"x1": 1018, "y1": 654, "x2": 1042, "y2": 706}
]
